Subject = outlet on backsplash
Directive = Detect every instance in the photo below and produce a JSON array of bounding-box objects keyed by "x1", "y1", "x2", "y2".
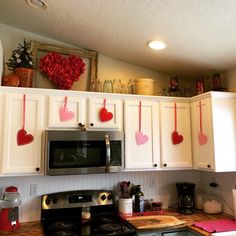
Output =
[{"x1": 30, "y1": 184, "x2": 38, "y2": 196}]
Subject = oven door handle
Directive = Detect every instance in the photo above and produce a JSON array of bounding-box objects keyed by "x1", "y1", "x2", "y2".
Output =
[{"x1": 105, "y1": 134, "x2": 111, "y2": 172}]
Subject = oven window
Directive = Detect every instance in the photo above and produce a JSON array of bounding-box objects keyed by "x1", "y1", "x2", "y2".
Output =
[{"x1": 49, "y1": 141, "x2": 106, "y2": 168}]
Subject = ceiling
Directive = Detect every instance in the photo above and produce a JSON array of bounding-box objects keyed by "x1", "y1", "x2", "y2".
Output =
[{"x1": 0, "y1": 0, "x2": 236, "y2": 79}]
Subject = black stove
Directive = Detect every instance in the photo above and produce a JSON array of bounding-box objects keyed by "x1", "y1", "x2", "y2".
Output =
[{"x1": 41, "y1": 190, "x2": 136, "y2": 236}]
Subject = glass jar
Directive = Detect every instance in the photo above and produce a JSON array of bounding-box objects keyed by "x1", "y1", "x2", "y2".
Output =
[
  {"x1": 127, "y1": 78, "x2": 136, "y2": 94},
  {"x1": 169, "y1": 74, "x2": 178, "y2": 92},
  {"x1": 103, "y1": 80, "x2": 113, "y2": 93},
  {"x1": 95, "y1": 79, "x2": 102, "y2": 92},
  {"x1": 113, "y1": 79, "x2": 122, "y2": 94},
  {"x1": 212, "y1": 73, "x2": 222, "y2": 91},
  {"x1": 196, "y1": 76, "x2": 205, "y2": 95},
  {"x1": 202, "y1": 192, "x2": 222, "y2": 214}
]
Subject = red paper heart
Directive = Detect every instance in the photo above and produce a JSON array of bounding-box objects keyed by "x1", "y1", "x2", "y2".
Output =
[
  {"x1": 100, "y1": 107, "x2": 113, "y2": 122},
  {"x1": 17, "y1": 128, "x2": 34, "y2": 146},
  {"x1": 172, "y1": 131, "x2": 183, "y2": 145}
]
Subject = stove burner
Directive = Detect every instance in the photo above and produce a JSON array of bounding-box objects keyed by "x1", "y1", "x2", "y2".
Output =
[
  {"x1": 99, "y1": 223, "x2": 122, "y2": 233},
  {"x1": 53, "y1": 230, "x2": 76, "y2": 236},
  {"x1": 50, "y1": 221, "x2": 75, "y2": 231}
]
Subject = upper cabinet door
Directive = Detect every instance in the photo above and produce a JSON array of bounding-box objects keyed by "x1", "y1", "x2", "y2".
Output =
[
  {"x1": 2, "y1": 93, "x2": 44, "y2": 175},
  {"x1": 191, "y1": 98, "x2": 214, "y2": 170},
  {"x1": 160, "y1": 101, "x2": 192, "y2": 169},
  {"x1": 48, "y1": 95, "x2": 86, "y2": 128},
  {"x1": 88, "y1": 97, "x2": 122, "y2": 130},
  {"x1": 124, "y1": 100, "x2": 160, "y2": 170}
]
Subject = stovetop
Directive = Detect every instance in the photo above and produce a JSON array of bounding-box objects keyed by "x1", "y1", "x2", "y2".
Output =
[{"x1": 41, "y1": 190, "x2": 137, "y2": 236}]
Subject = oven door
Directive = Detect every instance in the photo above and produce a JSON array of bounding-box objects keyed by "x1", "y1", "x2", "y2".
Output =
[{"x1": 44, "y1": 130, "x2": 124, "y2": 175}]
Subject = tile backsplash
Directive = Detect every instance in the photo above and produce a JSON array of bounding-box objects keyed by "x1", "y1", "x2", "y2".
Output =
[{"x1": 0, "y1": 170, "x2": 201, "y2": 222}]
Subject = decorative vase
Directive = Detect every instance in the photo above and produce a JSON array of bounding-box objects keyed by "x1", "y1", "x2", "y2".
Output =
[{"x1": 14, "y1": 67, "x2": 34, "y2": 87}]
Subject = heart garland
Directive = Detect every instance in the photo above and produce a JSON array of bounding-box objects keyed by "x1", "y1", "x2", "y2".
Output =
[
  {"x1": 17, "y1": 94, "x2": 34, "y2": 146},
  {"x1": 59, "y1": 96, "x2": 75, "y2": 122},
  {"x1": 172, "y1": 102, "x2": 184, "y2": 145},
  {"x1": 198, "y1": 100, "x2": 208, "y2": 145},
  {"x1": 99, "y1": 98, "x2": 113, "y2": 122},
  {"x1": 135, "y1": 101, "x2": 149, "y2": 145}
]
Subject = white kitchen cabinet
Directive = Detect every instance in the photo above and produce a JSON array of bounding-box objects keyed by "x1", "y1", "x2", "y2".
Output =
[
  {"x1": 160, "y1": 101, "x2": 192, "y2": 169},
  {"x1": 1, "y1": 93, "x2": 44, "y2": 175},
  {"x1": 48, "y1": 95, "x2": 86, "y2": 128},
  {"x1": 48, "y1": 95, "x2": 122, "y2": 130},
  {"x1": 88, "y1": 97, "x2": 122, "y2": 130},
  {"x1": 124, "y1": 100, "x2": 160, "y2": 170},
  {"x1": 191, "y1": 92, "x2": 236, "y2": 171},
  {"x1": 0, "y1": 93, "x2": 3, "y2": 171}
]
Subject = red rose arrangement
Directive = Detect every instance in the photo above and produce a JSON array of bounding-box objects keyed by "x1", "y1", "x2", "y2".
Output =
[{"x1": 39, "y1": 52, "x2": 85, "y2": 90}]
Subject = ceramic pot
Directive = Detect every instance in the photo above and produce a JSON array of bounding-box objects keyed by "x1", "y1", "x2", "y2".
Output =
[
  {"x1": 118, "y1": 198, "x2": 132, "y2": 215},
  {"x1": 14, "y1": 67, "x2": 34, "y2": 87}
]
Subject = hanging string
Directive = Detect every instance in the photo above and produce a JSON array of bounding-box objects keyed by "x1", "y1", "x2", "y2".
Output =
[
  {"x1": 138, "y1": 101, "x2": 142, "y2": 132},
  {"x1": 199, "y1": 100, "x2": 203, "y2": 132},
  {"x1": 64, "y1": 96, "x2": 68, "y2": 108},
  {"x1": 174, "y1": 102, "x2": 177, "y2": 131},
  {"x1": 22, "y1": 94, "x2": 26, "y2": 130},
  {"x1": 103, "y1": 98, "x2": 106, "y2": 108}
]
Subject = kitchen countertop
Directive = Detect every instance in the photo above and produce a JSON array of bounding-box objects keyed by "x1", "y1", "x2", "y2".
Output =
[{"x1": 0, "y1": 210, "x2": 233, "y2": 236}]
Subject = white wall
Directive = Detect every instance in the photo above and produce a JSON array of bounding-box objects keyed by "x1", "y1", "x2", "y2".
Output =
[
  {"x1": 0, "y1": 23, "x2": 172, "y2": 95},
  {"x1": 0, "y1": 170, "x2": 201, "y2": 222}
]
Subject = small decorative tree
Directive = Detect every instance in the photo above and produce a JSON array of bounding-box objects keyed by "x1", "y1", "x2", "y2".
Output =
[{"x1": 6, "y1": 39, "x2": 34, "y2": 71}]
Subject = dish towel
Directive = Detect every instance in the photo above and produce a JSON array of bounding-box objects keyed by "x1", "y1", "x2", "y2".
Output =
[{"x1": 194, "y1": 219, "x2": 236, "y2": 233}]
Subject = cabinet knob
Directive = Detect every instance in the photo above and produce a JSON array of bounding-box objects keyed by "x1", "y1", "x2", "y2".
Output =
[
  {"x1": 78, "y1": 123, "x2": 87, "y2": 131},
  {"x1": 153, "y1": 164, "x2": 157, "y2": 167},
  {"x1": 36, "y1": 167, "x2": 40, "y2": 172},
  {"x1": 207, "y1": 164, "x2": 211, "y2": 168},
  {"x1": 163, "y1": 163, "x2": 167, "y2": 167},
  {"x1": 90, "y1": 123, "x2": 94, "y2": 127}
]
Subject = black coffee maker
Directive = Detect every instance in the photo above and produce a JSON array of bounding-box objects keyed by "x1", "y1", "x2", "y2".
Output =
[{"x1": 176, "y1": 182, "x2": 195, "y2": 214}]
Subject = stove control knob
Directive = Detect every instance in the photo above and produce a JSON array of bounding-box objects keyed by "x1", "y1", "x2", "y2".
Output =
[
  {"x1": 101, "y1": 194, "x2": 107, "y2": 201},
  {"x1": 52, "y1": 197, "x2": 58, "y2": 204},
  {"x1": 107, "y1": 194, "x2": 112, "y2": 200},
  {"x1": 45, "y1": 198, "x2": 51, "y2": 205}
]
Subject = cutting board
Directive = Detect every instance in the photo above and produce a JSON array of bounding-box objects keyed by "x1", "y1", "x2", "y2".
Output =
[{"x1": 126, "y1": 215, "x2": 185, "y2": 230}]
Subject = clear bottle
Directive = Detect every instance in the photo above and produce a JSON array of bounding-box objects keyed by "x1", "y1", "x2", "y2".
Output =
[
  {"x1": 90, "y1": 79, "x2": 96, "y2": 92},
  {"x1": 134, "y1": 185, "x2": 144, "y2": 213},
  {"x1": 95, "y1": 79, "x2": 102, "y2": 92},
  {"x1": 103, "y1": 80, "x2": 113, "y2": 93},
  {"x1": 113, "y1": 79, "x2": 122, "y2": 94},
  {"x1": 127, "y1": 78, "x2": 136, "y2": 94}
]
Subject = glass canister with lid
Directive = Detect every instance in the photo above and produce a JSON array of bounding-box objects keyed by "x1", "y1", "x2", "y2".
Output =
[{"x1": 202, "y1": 191, "x2": 222, "y2": 214}]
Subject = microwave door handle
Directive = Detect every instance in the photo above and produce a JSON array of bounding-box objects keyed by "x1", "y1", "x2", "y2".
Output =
[{"x1": 105, "y1": 134, "x2": 111, "y2": 172}]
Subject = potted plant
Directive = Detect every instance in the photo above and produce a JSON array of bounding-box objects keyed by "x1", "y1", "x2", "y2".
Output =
[{"x1": 6, "y1": 39, "x2": 34, "y2": 87}]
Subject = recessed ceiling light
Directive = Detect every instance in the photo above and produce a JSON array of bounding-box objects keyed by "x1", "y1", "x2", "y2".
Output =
[
  {"x1": 148, "y1": 40, "x2": 166, "y2": 50},
  {"x1": 26, "y1": 0, "x2": 48, "y2": 10}
]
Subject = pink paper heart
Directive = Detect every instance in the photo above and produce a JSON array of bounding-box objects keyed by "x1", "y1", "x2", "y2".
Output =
[
  {"x1": 172, "y1": 131, "x2": 184, "y2": 145},
  {"x1": 135, "y1": 131, "x2": 148, "y2": 145},
  {"x1": 59, "y1": 106, "x2": 75, "y2": 121},
  {"x1": 100, "y1": 107, "x2": 113, "y2": 122},
  {"x1": 17, "y1": 128, "x2": 34, "y2": 146},
  {"x1": 198, "y1": 132, "x2": 208, "y2": 145}
]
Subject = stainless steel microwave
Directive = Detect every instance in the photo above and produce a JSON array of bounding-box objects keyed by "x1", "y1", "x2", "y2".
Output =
[{"x1": 44, "y1": 130, "x2": 124, "y2": 176}]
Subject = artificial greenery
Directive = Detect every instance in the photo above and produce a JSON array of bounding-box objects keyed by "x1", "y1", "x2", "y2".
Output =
[{"x1": 6, "y1": 39, "x2": 34, "y2": 71}]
